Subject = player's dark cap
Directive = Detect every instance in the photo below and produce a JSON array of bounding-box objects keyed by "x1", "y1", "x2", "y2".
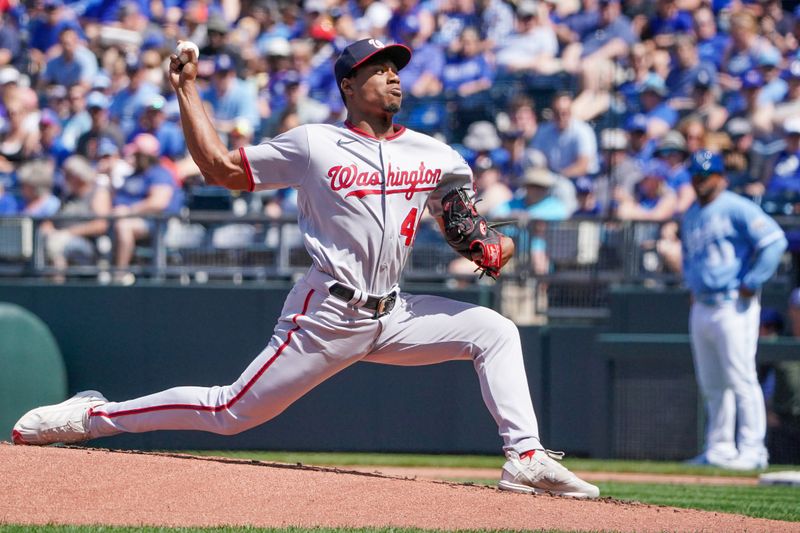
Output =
[
  {"x1": 741, "y1": 69, "x2": 763, "y2": 90},
  {"x1": 688, "y1": 150, "x2": 724, "y2": 177},
  {"x1": 334, "y1": 38, "x2": 412, "y2": 87},
  {"x1": 624, "y1": 113, "x2": 648, "y2": 133}
]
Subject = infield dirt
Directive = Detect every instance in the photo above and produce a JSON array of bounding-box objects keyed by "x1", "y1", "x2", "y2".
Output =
[{"x1": 1, "y1": 443, "x2": 797, "y2": 532}]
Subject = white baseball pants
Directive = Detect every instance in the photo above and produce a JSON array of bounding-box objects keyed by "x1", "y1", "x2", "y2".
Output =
[
  {"x1": 689, "y1": 297, "x2": 766, "y2": 462},
  {"x1": 89, "y1": 269, "x2": 543, "y2": 454}
]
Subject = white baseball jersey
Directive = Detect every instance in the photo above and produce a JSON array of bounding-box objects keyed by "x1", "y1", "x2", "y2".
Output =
[
  {"x1": 239, "y1": 122, "x2": 471, "y2": 294},
  {"x1": 87, "y1": 122, "x2": 544, "y2": 458}
]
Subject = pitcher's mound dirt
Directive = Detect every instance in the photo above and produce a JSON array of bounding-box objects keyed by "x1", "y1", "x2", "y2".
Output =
[{"x1": 1, "y1": 443, "x2": 796, "y2": 532}]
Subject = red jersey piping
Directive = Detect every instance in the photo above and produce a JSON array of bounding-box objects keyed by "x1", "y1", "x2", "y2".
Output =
[
  {"x1": 239, "y1": 147, "x2": 255, "y2": 192},
  {"x1": 90, "y1": 289, "x2": 316, "y2": 419},
  {"x1": 344, "y1": 120, "x2": 406, "y2": 141}
]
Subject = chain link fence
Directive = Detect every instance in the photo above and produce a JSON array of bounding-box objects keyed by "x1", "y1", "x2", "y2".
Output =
[{"x1": 3, "y1": 213, "x2": 797, "y2": 324}]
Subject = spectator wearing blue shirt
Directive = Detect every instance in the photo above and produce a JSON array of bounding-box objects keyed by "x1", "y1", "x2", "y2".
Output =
[
  {"x1": 477, "y1": 0, "x2": 515, "y2": 49},
  {"x1": 261, "y1": 38, "x2": 294, "y2": 114},
  {"x1": 17, "y1": 160, "x2": 60, "y2": 217},
  {"x1": 637, "y1": 74, "x2": 678, "y2": 139},
  {"x1": 682, "y1": 69, "x2": 729, "y2": 132},
  {"x1": 756, "y1": 47, "x2": 787, "y2": 106},
  {"x1": 573, "y1": 176, "x2": 602, "y2": 217},
  {"x1": 198, "y1": 14, "x2": 244, "y2": 75},
  {"x1": 491, "y1": 166, "x2": 568, "y2": 275},
  {"x1": 40, "y1": 26, "x2": 98, "y2": 90},
  {"x1": 0, "y1": 13, "x2": 23, "y2": 71},
  {"x1": 432, "y1": 0, "x2": 480, "y2": 47},
  {"x1": 617, "y1": 43, "x2": 655, "y2": 114},
  {"x1": 666, "y1": 34, "x2": 717, "y2": 99},
  {"x1": 625, "y1": 114, "x2": 652, "y2": 160},
  {"x1": 0, "y1": 184, "x2": 15, "y2": 214},
  {"x1": 388, "y1": 0, "x2": 435, "y2": 48},
  {"x1": 500, "y1": 95, "x2": 539, "y2": 181},
  {"x1": 60, "y1": 85, "x2": 92, "y2": 152},
  {"x1": 441, "y1": 26, "x2": 494, "y2": 133},
  {"x1": 728, "y1": 69, "x2": 769, "y2": 124},
  {"x1": 564, "y1": 0, "x2": 637, "y2": 120},
  {"x1": 764, "y1": 118, "x2": 800, "y2": 214},
  {"x1": 492, "y1": 166, "x2": 569, "y2": 222},
  {"x1": 442, "y1": 26, "x2": 493, "y2": 97},
  {"x1": 775, "y1": 59, "x2": 800, "y2": 123},
  {"x1": 203, "y1": 53, "x2": 260, "y2": 141},
  {"x1": 399, "y1": 37, "x2": 444, "y2": 98},
  {"x1": 692, "y1": 6, "x2": 730, "y2": 71},
  {"x1": 109, "y1": 57, "x2": 160, "y2": 139},
  {"x1": 531, "y1": 92, "x2": 599, "y2": 179},
  {"x1": 112, "y1": 133, "x2": 180, "y2": 279},
  {"x1": 388, "y1": 17, "x2": 445, "y2": 133},
  {"x1": 77, "y1": 91, "x2": 125, "y2": 161},
  {"x1": 595, "y1": 128, "x2": 642, "y2": 214},
  {"x1": 82, "y1": 0, "x2": 151, "y2": 23},
  {"x1": 35, "y1": 108, "x2": 71, "y2": 167},
  {"x1": 649, "y1": 0, "x2": 693, "y2": 48},
  {"x1": 254, "y1": 4, "x2": 292, "y2": 57},
  {"x1": 722, "y1": 117, "x2": 770, "y2": 199},
  {"x1": 554, "y1": 0, "x2": 600, "y2": 46},
  {"x1": 28, "y1": 0, "x2": 82, "y2": 54},
  {"x1": 576, "y1": 0, "x2": 636, "y2": 60},
  {"x1": 129, "y1": 94, "x2": 186, "y2": 161},
  {"x1": 653, "y1": 130, "x2": 694, "y2": 213},
  {"x1": 720, "y1": 11, "x2": 778, "y2": 92},
  {"x1": 33, "y1": 108, "x2": 69, "y2": 195},
  {"x1": 614, "y1": 159, "x2": 677, "y2": 222}
]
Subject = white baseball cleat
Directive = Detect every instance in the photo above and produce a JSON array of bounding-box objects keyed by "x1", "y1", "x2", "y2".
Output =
[
  {"x1": 498, "y1": 449, "x2": 600, "y2": 499},
  {"x1": 719, "y1": 453, "x2": 769, "y2": 471},
  {"x1": 11, "y1": 390, "x2": 107, "y2": 445}
]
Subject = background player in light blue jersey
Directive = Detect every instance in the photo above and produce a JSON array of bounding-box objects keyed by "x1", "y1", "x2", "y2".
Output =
[{"x1": 681, "y1": 151, "x2": 788, "y2": 470}]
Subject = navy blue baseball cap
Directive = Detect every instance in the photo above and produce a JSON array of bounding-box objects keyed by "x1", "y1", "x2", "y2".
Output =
[
  {"x1": 741, "y1": 69, "x2": 764, "y2": 90},
  {"x1": 624, "y1": 113, "x2": 648, "y2": 133},
  {"x1": 334, "y1": 38, "x2": 412, "y2": 87},
  {"x1": 688, "y1": 150, "x2": 724, "y2": 177}
]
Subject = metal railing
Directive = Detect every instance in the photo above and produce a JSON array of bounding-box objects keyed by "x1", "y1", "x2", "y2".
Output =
[{"x1": 1, "y1": 213, "x2": 797, "y2": 322}]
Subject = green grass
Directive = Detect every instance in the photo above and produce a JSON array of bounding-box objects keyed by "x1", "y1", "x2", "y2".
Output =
[
  {"x1": 458, "y1": 477, "x2": 800, "y2": 522},
  {"x1": 596, "y1": 482, "x2": 800, "y2": 522},
  {"x1": 0, "y1": 525, "x2": 585, "y2": 533},
  {"x1": 182, "y1": 450, "x2": 792, "y2": 478}
]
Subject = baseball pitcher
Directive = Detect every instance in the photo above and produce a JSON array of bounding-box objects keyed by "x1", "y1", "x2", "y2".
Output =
[
  {"x1": 12, "y1": 39, "x2": 598, "y2": 498},
  {"x1": 682, "y1": 151, "x2": 788, "y2": 470}
]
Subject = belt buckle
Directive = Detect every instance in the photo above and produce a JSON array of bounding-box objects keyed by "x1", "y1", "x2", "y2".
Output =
[{"x1": 373, "y1": 292, "x2": 396, "y2": 319}]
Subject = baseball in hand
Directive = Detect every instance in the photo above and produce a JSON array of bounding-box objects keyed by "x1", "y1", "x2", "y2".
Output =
[{"x1": 176, "y1": 41, "x2": 199, "y2": 64}]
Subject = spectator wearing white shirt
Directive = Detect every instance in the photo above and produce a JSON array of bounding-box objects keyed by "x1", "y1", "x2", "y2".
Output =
[{"x1": 495, "y1": 0, "x2": 559, "y2": 75}]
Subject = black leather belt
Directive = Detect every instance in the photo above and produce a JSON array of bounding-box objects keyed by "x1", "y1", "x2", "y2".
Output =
[{"x1": 329, "y1": 283, "x2": 397, "y2": 319}]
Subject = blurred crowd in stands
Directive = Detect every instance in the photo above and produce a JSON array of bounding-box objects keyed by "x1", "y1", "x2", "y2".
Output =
[{"x1": 0, "y1": 0, "x2": 798, "y2": 277}]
